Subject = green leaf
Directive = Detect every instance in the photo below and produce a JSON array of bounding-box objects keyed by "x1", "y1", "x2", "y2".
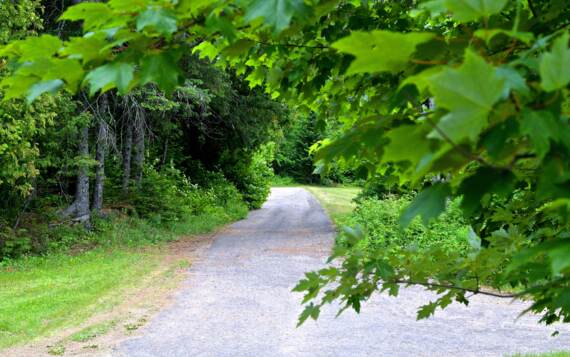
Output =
[
  {"x1": 332, "y1": 31, "x2": 434, "y2": 75},
  {"x1": 417, "y1": 302, "x2": 437, "y2": 320},
  {"x1": 26, "y1": 79, "x2": 64, "y2": 103},
  {"x1": 222, "y1": 39, "x2": 255, "y2": 57},
  {"x1": 0, "y1": 35, "x2": 62, "y2": 62},
  {"x1": 297, "y1": 303, "x2": 320, "y2": 326},
  {"x1": 59, "y1": 2, "x2": 113, "y2": 31},
  {"x1": 175, "y1": 0, "x2": 212, "y2": 18},
  {"x1": 60, "y1": 34, "x2": 110, "y2": 64},
  {"x1": 84, "y1": 62, "x2": 135, "y2": 95},
  {"x1": 458, "y1": 167, "x2": 516, "y2": 215},
  {"x1": 474, "y1": 29, "x2": 535, "y2": 45},
  {"x1": 192, "y1": 41, "x2": 220, "y2": 60},
  {"x1": 548, "y1": 242, "x2": 570, "y2": 275},
  {"x1": 108, "y1": 0, "x2": 148, "y2": 13},
  {"x1": 400, "y1": 66, "x2": 444, "y2": 94},
  {"x1": 383, "y1": 125, "x2": 431, "y2": 166},
  {"x1": 422, "y1": 0, "x2": 508, "y2": 22},
  {"x1": 245, "y1": 0, "x2": 309, "y2": 34},
  {"x1": 496, "y1": 66, "x2": 530, "y2": 98},
  {"x1": 400, "y1": 183, "x2": 451, "y2": 227},
  {"x1": 0, "y1": 76, "x2": 37, "y2": 101},
  {"x1": 540, "y1": 33, "x2": 570, "y2": 92},
  {"x1": 136, "y1": 8, "x2": 178, "y2": 37},
  {"x1": 520, "y1": 109, "x2": 560, "y2": 160},
  {"x1": 140, "y1": 52, "x2": 182, "y2": 94},
  {"x1": 428, "y1": 50, "x2": 504, "y2": 143}
]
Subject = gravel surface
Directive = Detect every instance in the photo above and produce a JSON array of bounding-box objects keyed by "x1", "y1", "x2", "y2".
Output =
[{"x1": 115, "y1": 187, "x2": 570, "y2": 357}]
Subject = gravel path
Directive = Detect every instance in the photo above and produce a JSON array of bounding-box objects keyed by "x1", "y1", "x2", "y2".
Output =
[{"x1": 115, "y1": 187, "x2": 570, "y2": 356}]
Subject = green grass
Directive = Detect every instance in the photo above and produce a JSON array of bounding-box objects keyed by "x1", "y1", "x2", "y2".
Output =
[
  {"x1": 511, "y1": 352, "x2": 570, "y2": 357},
  {"x1": 0, "y1": 205, "x2": 248, "y2": 350},
  {"x1": 304, "y1": 186, "x2": 361, "y2": 224},
  {"x1": 69, "y1": 320, "x2": 117, "y2": 342},
  {"x1": 0, "y1": 249, "x2": 158, "y2": 349}
]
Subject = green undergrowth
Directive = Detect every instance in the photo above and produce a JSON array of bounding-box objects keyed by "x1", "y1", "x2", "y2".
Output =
[
  {"x1": 271, "y1": 175, "x2": 299, "y2": 187},
  {"x1": 308, "y1": 186, "x2": 469, "y2": 256},
  {"x1": 345, "y1": 195, "x2": 470, "y2": 254}
]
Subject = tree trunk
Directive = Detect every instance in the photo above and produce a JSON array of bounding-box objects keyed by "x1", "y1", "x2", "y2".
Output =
[
  {"x1": 62, "y1": 123, "x2": 90, "y2": 226},
  {"x1": 133, "y1": 115, "x2": 145, "y2": 188},
  {"x1": 122, "y1": 120, "x2": 133, "y2": 195},
  {"x1": 160, "y1": 138, "x2": 169, "y2": 167},
  {"x1": 92, "y1": 95, "x2": 110, "y2": 214}
]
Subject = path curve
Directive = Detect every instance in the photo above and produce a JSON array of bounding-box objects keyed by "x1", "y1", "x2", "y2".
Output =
[{"x1": 116, "y1": 187, "x2": 570, "y2": 356}]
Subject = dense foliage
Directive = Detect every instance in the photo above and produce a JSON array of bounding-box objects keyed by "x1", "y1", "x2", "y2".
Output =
[
  {"x1": 0, "y1": 1, "x2": 284, "y2": 260},
  {"x1": 2, "y1": 0, "x2": 570, "y2": 329},
  {"x1": 346, "y1": 195, "x2": 469, "y2": 254}
]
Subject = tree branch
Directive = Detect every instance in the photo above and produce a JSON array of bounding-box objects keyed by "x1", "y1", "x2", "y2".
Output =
[
  {"x1": 255, "y1": 41, "x2": 330, "y2": 50},
  {"x1": 394, "y1": 279, "x2": 517, "y2": 298}
]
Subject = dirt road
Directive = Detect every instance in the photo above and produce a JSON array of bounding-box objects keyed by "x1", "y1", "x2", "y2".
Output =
[{"x1": 115, "y1": 187, "x2": 570, "y2": 356}]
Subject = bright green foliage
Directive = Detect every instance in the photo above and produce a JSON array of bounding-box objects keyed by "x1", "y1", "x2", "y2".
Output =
[
  {"x1": 400, "y1": 183, "x2": 450, "y2": 226},
  {"x1": 140, "y1": 52, "x2": 182, "y2": 93},
  {"x1": 540, "y1": 33, "x2": 570, "y2": 92},
  {"x1": 427, "y1": 50, "x2": 505, "y2": 142},
  {"x1": 84, "y1": 62, "x2": 134, "y2": 95},
  {"x1": 332, "y1": 31, "x2": 434, "y2": 75},
  {"x1": 423, "y1": 0, "x2": 509, "y2": 22},
  {"x1": 345, "y1": 195, "x2": 469, "y2": 254},
  {"x1": 245, "y1": 0, "x2": 308, "y2": 34},
  {"x1": 136, "y1": 8, "x2": 178, "y2": 37}
]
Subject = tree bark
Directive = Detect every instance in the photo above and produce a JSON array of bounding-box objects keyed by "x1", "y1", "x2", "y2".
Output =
[
  {"x1": 92, "y1": 97, "x2": 109, "y2": 214},
  {"x1": 133, "y1": 114, "x2": 145, "y2": 188},
  {"x1": 62, "y1": 123, "x2": 90, "y2": 226},
  {"x1": 122, "y1": 120, "x2": 133, "y2": 195}
]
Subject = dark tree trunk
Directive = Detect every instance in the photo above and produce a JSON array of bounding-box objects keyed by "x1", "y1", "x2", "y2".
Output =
[
  {"x1": 62, "y1": 123, "x2": 90, "y2": 225},
  {"x1": 133, "y1": 115, "x2": 145, "y2": 188},
  {"x1": 92, "y1": 95, "x2": 110, "y2": 214},
  {"x1": 122, "y1": 120, "x2": 133, "y2": 195},
  {"x1": 160, "y1": 138, "x2": 169, "y2": 167}
]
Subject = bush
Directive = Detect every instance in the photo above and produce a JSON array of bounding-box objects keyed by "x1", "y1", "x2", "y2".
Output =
[
  {"x1": 223, "y1": 144, "x2": 274, "y2": 209},
  {"x1": 132, "y1": 164, "x2": 248, "y2": 224},
  {"x1": 344, "y1": 195, "x2": 469, "y2": 254}
]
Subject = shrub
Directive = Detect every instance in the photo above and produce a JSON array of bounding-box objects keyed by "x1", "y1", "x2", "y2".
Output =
[
  {"x1": 344, "y1": 195, "x2": 469, "y2": 255},
  {"x1": 223, "y1": 144, "x2": 274, "y2": 209},
  {"x1": 132, "y1": 164, "x2": 248, "y2": 224},
  {"x1": 130, "y1": 165, "x2": 194, "y2": 224}
]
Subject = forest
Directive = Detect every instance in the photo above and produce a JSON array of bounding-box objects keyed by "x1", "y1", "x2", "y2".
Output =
[{"x1": 1, "y1": 0, "x2": 570, "y2": 355}]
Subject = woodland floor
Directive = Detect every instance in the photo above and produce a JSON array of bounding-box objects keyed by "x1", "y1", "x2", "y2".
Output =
[{"x1": 6, "y1": 188, "x2": 570, "y2": 356}]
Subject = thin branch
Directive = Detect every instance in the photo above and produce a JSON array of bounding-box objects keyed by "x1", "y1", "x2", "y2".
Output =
[
  {"x1": 255, "y1": 41, "x2": 330, "y2": 50},
  {"x1": 394, "y1": 279, "x2": 517, "y2": 298}
]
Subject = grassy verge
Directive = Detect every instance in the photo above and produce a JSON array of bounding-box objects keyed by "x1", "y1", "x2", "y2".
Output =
[
  {"x1": 303, "y1": 186, "x2": 360, "y2": 225},
  {"x1": 0, "y1": 207, "x2": 247, "y2": 350},
  {"x1": 511, "y1": 352, "x2": 570, "y2": 357},
  {"x1": 0, "y1": 249, "x2": 158, "y2": 349}
]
